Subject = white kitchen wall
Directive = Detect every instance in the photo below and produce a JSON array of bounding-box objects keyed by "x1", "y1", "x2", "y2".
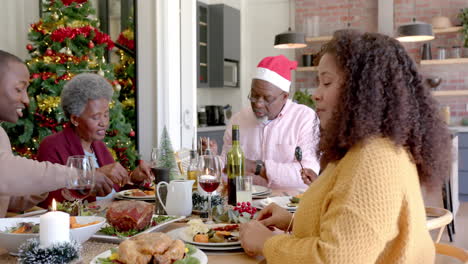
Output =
[
  {"x1": 0, "y1": 1, "x2": 39, "y2": 60},
  {"x1": 197, "y1": 0, "x2": 294, "y2": 114}
]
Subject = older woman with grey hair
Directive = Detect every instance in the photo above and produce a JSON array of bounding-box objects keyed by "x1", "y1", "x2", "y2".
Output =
[{"x1": 37, "y1": 73, "x2": 151, "y2": 207}]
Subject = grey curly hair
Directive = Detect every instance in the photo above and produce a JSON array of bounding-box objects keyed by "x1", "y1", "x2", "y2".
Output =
[{"x1": 61, "y1": 73, "x2": 113, "y2": 118}]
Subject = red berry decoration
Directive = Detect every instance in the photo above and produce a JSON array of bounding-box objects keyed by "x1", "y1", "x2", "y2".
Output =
[
  {"x1": 45, "y1": 49, "x2": 53, "y2": 56},
  {"x1": 32, "y1": 73, "x2": 40, "y2": 79},
  {"x1": 88, "y1": 41, "x2": 95, "y2": 49},
  {"x1": 26, "y1": 44, "x2": 33, "y2": 51},
  {"x1": 129, "y1": 130, "x2": 135, "y2": 137}
]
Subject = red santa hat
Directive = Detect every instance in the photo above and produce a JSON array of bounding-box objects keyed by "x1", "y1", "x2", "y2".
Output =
[{"x1": 254, "y1": 55, "x2": 298, "y2": 92}]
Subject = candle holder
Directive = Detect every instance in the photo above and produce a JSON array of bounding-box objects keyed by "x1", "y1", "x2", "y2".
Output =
[{"x1": 18, "y1": 238, "x2": 81, "y2": 264}]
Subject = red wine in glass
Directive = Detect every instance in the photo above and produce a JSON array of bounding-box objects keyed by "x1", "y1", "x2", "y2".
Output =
[
  {"x1": 67, "y1": 186, "x2": 92, "y2": 200},
  {"x1": 199, "y1": 179, "x2": 220, "y2": 192}
]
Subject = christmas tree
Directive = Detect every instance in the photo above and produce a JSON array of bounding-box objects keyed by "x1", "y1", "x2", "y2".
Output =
[
  {"x1": 1, "y1": 0, "x2": 138, "y2": 169},
  {"x1": 114, "y1": 21, "x2": 136, "y2": 129},
  {"x1": 158, "y1": 127, "x2": 181, "y2": 181}
]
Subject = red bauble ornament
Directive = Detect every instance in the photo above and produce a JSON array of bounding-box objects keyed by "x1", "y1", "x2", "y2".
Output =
[
  {"x1": 129, "y1": 130, "x2": 135, "y2": 137},
  {"x1": 88, "y1": 41, "x2": 95, "y2": 49},
  {"x1": 32, "y1": 73, "x2": 40, "y2": 79},
  {"x1": 26, "y1": 44, "x2": 33, "y2": 51},
  {"x1": 45, "y1": 49, "x2": 53, "y2": 56}
]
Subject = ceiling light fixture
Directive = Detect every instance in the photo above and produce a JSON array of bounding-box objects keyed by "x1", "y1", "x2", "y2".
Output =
[
  {"x1": 396, "y1": 18, "x2": 434, "y2": 42},
  {"x1": 396, "y1": 0, "x2": 434, "y2": 43},
  {"x1": 274, "y1": 0, "x2": 306, "y2": 49}
]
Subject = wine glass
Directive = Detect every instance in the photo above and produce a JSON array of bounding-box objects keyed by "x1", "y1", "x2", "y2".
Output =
[
  {"x1": 198, "y1": 155, "x2": 222, "y2": 223},
  {"x1": 63, "y1": 155, "x2": 95, "y2": 216}
]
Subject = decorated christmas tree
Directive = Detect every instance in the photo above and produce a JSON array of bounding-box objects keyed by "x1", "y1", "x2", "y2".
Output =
[
  {"x1": 1, "y1": 0, "x2": 138, "y2": 169},
  {"x1": 157, "y1": 127, "x2": 181, "y2": 181},
  {"x1": 114, "y1": 21, "x2": 136, "y2": 129}
]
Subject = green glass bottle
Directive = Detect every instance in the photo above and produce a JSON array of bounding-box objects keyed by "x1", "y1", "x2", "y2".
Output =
[{"x1": 226, "y1": 125, "x2": 245, "y2": 205}]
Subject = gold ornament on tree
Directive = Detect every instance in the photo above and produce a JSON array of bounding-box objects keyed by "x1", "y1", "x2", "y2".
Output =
[
  {"x1": 51, "y1": 12, "x2": 59, "y2": 21},
  {"x1": 114, "y1": 83, "x2": 122, "y2": 92},
  {"x1": 97, "y1": 69, "x2": 105, "y2": 76}
]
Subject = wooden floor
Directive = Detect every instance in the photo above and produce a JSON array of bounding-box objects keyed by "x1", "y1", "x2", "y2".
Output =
[{"x1": 435, "y1": 202, "x2": 468, "y2": 263}]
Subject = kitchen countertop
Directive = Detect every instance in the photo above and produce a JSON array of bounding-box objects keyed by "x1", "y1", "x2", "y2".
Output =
[
  {"x1": 197, "y1": 125, "x2": 226, "y2": 132},
  {"x1": 448, "y1": 126, "x2": 468, "y2": 133}
]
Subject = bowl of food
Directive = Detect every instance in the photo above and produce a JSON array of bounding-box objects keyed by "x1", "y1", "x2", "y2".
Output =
[{"x1": 0, "y1": 216, "x2": 105, "y2": 254}]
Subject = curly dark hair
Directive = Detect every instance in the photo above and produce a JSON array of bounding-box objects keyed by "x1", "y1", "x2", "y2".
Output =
[{"x1": 317, "y1": 30, "x2": 451, "y2": 187}]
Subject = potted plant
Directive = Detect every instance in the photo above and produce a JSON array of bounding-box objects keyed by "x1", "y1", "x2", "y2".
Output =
[
  {"x1": 293, "y1": 89, "x2": 316, "y2": 109},
  {"x1": 458, "y1": 8, "x2": 468, "y2": 52}
]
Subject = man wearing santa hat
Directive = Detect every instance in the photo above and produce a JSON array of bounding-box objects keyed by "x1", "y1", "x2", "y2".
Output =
[{"x1": 206, "y1": 55, "x2": 320, "y2": 188}]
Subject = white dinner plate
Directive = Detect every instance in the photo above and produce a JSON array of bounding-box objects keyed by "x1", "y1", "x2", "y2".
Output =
[
  {"x1": 252, "y1": 185, "x2": 270, "y2": 195},
  {"x1": 91, "y1": 215, "x2": 185, "y2": 243},
  {"x1": 176, "y1": 224, "x2": 241, "y2": 247},
  {"x1": 90, "y1": 246, "x2": 208, "y2": 264},
  {"x1": 11, "y1": 209, "x2": 47, "y2": 218},
  {"x1": 114, "y1": 189, "x2": 156, "y2": 200},
  {"x1": 254, "y1": 196, "x2": 297, "y2": 212}
]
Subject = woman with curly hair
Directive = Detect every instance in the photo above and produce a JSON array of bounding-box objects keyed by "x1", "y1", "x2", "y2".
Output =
[{"x1": 239, "y1": 30, "x2": 451, "y2": 263}]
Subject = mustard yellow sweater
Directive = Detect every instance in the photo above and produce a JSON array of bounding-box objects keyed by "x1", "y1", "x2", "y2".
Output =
[{"x1": 264, "y1": 137, "x2": 434, "y2": 264}]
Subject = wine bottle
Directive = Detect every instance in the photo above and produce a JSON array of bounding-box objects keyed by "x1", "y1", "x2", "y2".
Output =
[
  {"x1": 226, "y1": 125, "x2": 245, "y2": 205},
  {"x1": 186, "y1": 150, "x2": 199, "y2": 188}
]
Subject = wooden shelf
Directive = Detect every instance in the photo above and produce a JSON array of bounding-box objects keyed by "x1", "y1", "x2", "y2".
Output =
[
  {"x1": 296, "y1": 66, "x2": 318, "y2": 72},
  {"x1": 420, "y1": 58, "x2": 468, "y2": 65},
  {"x1": 433, "y1": 26, "x2": 462, "y2": 34},
  {"x1": 306, "y1": 36, "x2": 332, "y2": 43},
  {"x1": 199, "y1": 21, "x2": 207, "y2": 26},
  {"x1": 432, "y1": 90, "x2": 468, "y2": 96}
]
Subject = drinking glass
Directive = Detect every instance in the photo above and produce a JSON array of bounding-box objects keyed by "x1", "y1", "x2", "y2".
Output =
[
  {"x1": 236, "y1": 176, "x2": 253, "y2": 204},
  {"x1": 151, "y1": 147, "x2": 166, "y2": 168},
  {"x1": 63, "y1": 155, "x2": 95, "y2": 216},
  {"x1": 198, "y1": 155, "x2": 222, "y2": 223}
]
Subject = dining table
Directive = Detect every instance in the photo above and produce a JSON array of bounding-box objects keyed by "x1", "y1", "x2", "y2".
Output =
[{"x1": 0, "y1": 187, "x2": 302, "y2": 263}]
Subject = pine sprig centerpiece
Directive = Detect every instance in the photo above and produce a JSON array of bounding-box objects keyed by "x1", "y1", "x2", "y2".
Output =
[
  {"x1": 157, "y1": 127, "x2": 181, "y2": 180},
  {"x1": 18, "y1": 238, "x2": 81, "y2": 264}
]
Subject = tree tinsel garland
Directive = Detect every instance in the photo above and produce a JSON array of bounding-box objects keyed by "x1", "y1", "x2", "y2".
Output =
[{"x1": 18, "y1": 238, "x2": 81, "y2": 264}]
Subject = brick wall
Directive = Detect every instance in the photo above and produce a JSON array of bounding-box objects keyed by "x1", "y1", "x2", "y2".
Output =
[{"x1": 295, "y1": 0, "x2": 468, "y2": 124}]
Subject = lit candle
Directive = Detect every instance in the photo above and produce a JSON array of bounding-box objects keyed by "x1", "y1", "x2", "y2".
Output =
[{"x1": 40, "y1": 199, "x2": 70, "y2": 248}]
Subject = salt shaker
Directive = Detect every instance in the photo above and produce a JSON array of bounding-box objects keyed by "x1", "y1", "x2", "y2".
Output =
[
  {"x1": 437, "y1": 46, "x2": 447, "y2": 60},
  {"x1": 451, "y1": 46, "x2": 461, "y2": 58}
]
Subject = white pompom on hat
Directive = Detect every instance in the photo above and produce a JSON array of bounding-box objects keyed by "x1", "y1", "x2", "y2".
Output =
[{"x1": 254, "y1": 55, "x2": 298, "y2": 92}]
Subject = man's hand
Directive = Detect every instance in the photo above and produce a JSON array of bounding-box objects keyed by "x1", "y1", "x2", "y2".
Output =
[
  {"x1": 97, "y1": 162, "x2": 128, "y2": 186},
  {"x1": 201, "y1": 137, "x2": 218, "y2": 155},
  {"x1": 246, "y1": 159, "x2": 267, "y2": 180},
  {"x1": 301, "y1": 168, "x2": 317, "y2": 185},
  {"x1": 93, "y1": 170, "x2": 115, "y2": 196}
]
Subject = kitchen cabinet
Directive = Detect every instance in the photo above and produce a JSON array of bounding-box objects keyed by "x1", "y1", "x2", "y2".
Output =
[
  {"x1": 208, "y1": 4, "x2": 240, "y2": 88},
  {"x1": 197, "y1": 2, "x2": 209, "y2": 88}
]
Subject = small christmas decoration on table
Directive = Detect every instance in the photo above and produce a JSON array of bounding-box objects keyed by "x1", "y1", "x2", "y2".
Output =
[{"x1": 17, "y1": 200, "x2": 81, "y2": 264}]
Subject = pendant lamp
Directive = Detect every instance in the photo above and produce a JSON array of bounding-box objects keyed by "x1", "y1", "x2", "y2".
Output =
[
  {"x1": 274, "y1": 0, "x2": 306, "y2": 49},
  {"x1": 274, "y1": 28, "x2": 307, "y2": 49},
  {"x1": 396, "y1": 18, "x2": 434, "y2": 42}
]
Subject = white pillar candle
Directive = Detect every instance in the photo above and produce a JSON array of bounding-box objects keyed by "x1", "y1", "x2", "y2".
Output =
[{"x1": 40, "y1": 200, "x2": 70, "y2": 248}]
